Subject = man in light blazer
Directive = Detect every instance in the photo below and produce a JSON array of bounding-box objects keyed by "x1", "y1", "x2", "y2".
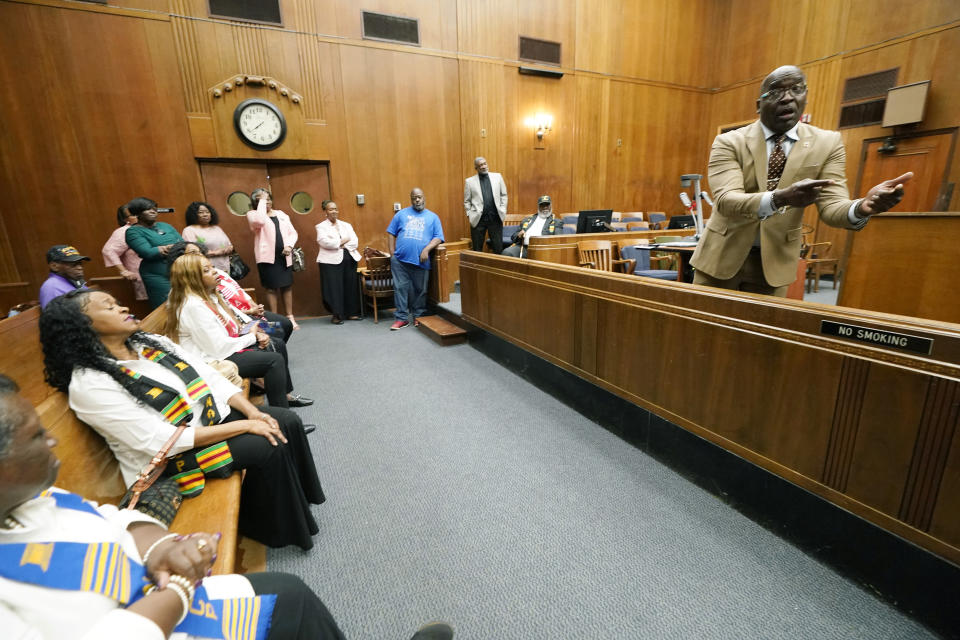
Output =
[
  {"x1": 690, "y1": 65, "x2": 912, "y2": 296},
  {"x1": 463, "y1": 157, "x2": 508, "y2": 253}
]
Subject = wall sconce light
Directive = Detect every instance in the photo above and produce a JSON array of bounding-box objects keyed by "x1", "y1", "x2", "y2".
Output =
[{"x1": 525, "y1": 113, "x2": 553, "y2": 148}]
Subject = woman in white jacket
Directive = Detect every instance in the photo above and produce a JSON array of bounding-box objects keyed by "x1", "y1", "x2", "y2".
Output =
[{"x1": 315, "y1": 200, "x2": 362, "y2": 324}]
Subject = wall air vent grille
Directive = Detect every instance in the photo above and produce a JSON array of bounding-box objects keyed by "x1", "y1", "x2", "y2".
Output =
[
  {"x1": 842, "y1": 69, "x2": 898, "y2": 102},
  {"x1": 209, "y1": 0, "x2": 282, "y2": 25},
  {"x1": 362, "y1": 11, "x2": 420, "y2": 46},
  {"x1": 839, "y1": 100, "x2": 887, "y2": 129},
  {"x1": 519, "y1": 36, "x2": 562, "y2": 66}
]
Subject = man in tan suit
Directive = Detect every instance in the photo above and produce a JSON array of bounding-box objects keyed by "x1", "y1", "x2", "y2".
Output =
[
  {"x1": 463, "y1": 157, "x2": 508, "y2": 253},
  {"x1": 690, "y1": 65, "x2": 912, "y2": 296}
]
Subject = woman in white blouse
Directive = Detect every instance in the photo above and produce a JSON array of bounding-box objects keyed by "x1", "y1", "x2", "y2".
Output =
[
  {"x1": 315, "y1": 200, "x2": 362, "y2": 324},
  {"x1": 38, "y1": 290, "x2": 325, "y2": 550},
  {"x1": 165, "y1": 253, "x2": 312, "y2": 408}
]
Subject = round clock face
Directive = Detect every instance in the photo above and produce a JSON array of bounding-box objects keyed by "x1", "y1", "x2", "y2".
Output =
[{"x1": 234, "y1": 99, "x2": 287, "y2": 150}]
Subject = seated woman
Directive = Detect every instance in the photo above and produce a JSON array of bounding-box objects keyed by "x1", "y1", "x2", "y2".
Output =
[
  {"x1": 38, "y1": 291, "x2": 324, "y2": 550},
  {"x1": 165, "y1": 253, "x2": 311, "y2": 408},
  {"x1": 0, "y1": 375, "x2": 453, "y2": 640},
  {"x1": 315, "y1": 200, "x2": 362, "y2": 324},
  {"x1": 166, "y1": 241, "x2": 293, "y2": 343}
]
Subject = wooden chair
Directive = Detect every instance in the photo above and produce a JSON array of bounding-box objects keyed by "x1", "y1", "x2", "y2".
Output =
[
  {"x1": 577, "y1": 240, "x2": 635, "y2": 274},
  {"x1": 622, "y1": 213, "x2": 644, "y2": 222},
  {"x1": 626, "y1": 221, "x2": 650, "y2": 230},
  {"x1": 653, "y1": 235, "x2": 683, "y2": 270},
  {"x1": 359, "y1": 255, "x2": 394, "y2": 323},
  {"x1": 803, "y1": 241, "x2": 839, "y2": 293},
  {"x1": 647, "y1": 212, "x2": 667, "y2": 229},
  {"x1": 609, "y1": 222, "x2": 627, "y2": 231}
]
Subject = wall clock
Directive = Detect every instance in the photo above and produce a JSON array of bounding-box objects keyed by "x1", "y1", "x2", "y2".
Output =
[{"x1": 233, "y1": 98, "x2": 287, "y2": 150}]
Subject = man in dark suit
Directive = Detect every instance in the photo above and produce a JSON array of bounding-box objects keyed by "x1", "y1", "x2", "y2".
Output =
[{"x1": 690, "y1": 65, "x2": 912, "y2": 296}]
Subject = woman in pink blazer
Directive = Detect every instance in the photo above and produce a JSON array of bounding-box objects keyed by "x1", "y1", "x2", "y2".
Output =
[
  {"x1": 315, "y1": 200, "x2": 362, "y2": 324},
  {"x1": 247, "y1": 188, "x2": 300, "y2": 329}
]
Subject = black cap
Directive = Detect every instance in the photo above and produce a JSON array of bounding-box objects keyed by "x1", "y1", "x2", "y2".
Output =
[
  {"x1": 46, "y1": 245, "x2": 90, "y2": 263},
  {"x1": 537, "y1": 195, "x2": 551, "y2": 206}
]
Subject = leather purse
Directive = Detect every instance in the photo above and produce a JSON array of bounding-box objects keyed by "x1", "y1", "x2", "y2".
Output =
[
  {"x1": 291, "y1": 247, "x2": 306, "y2": 272},
  {"x1": 229, "y1": 252, "x2": 250, "y2": 281},
  {"x1": 118, "y1": 424, "x2": 187, "y2": 527}
]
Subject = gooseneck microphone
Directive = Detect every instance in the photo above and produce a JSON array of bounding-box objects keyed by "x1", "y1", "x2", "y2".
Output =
[{"x1": 679, "y1": 192, "x2": 693, "y2": 210}]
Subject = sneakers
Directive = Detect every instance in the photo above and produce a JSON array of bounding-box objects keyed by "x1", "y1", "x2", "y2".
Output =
[
  {"x1": 409, "y1": 622, "x2": 454, "y2": 640},
  {"x1": 390, "y1": 320, "x2": 410, "y2": 330}
]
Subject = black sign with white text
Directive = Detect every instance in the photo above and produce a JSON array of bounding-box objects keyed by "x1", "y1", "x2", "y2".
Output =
[{"x1": 820, "y1": 321, "x2": 933, "y2": 355}]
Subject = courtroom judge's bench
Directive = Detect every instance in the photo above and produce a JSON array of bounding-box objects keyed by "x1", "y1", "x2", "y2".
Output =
[{"x1": 0, "y1": 306, "x2": 250, "y2": 574}]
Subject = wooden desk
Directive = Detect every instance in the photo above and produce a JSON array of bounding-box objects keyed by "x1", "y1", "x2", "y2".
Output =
[
  {"x1": 526, "y1": 229, "x2": 696, "y2": 266},
  {"x1": 460, "y1": 251, "x2": 960, "y2": 566}
]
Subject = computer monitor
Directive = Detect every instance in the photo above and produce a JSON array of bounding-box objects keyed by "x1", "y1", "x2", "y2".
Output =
[
  {"x1": 667, "y1": 214, "x2": 696, "y2": 230},
  {"x1": 575, "y1": 209, "x2": 613, "y2": 234}
]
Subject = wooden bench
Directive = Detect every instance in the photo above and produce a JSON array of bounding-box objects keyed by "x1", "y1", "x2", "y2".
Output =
[{"x1": 0, "y1": 306, "x2": 246, "y2": 574}]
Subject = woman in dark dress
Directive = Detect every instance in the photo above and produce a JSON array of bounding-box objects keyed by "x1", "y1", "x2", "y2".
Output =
[
  {"x1": 315, "y1": 200, "x2": 362, "y2": 324},
  {"x1": 247, "y1": 188, "x2": 300, "y2": 329},
  {"x1": 125, "y1": 197, "x2": 184, "y2": 309}
]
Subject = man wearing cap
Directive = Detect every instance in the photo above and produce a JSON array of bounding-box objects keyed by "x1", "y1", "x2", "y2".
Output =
[
  {"x1": 502, "y1": 195, "x2": 562, "y2": 258},
  {"x1": 39, "y1": 245, "x2": 91, "y2": 308},
  {"x1": 464, "y1": 157, "x2": 508, "y2": 253}
]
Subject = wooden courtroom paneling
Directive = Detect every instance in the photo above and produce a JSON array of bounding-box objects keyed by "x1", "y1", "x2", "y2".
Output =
[
  {"x1": 459, "y1": 251, "x2": 960, "y2": 564},
  {"x1": 0, "y1": 1, "x2": 203, "y2": 306},
  {"x1": 838, "y1": 213, "x2": 960, "y2": 323}
]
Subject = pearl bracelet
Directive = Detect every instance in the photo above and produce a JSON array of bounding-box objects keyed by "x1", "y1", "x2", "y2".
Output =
[
  {"x1": 141, "y1": 533, "x2": 178, "y2": 566},
  {"x1": 163, "y1": 581, "x2": 192, "y2": 625},
  {"x1": 166, "y1": 573, "x2": 197, "y2": 603}
]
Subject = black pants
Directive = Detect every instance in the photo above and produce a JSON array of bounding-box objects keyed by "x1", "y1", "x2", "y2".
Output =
[
  {"x1": 318, "y1": 253, "x2": 359, "y2": 319},
  {"x1": 262, "y1": 310, "x2": 293, "y2": 343},
  {"x1": 227, "y1": 346, "x2": 293, "y2": 408},
  {"x1": 246, "y1": 573, "x2": 346, "y2": 640},
  {"x1": 222, "y1": 406, "x2": 325, "y2": 549},
  {"x1": 471, "y1": 214, "x2": 503, "y2": 253}
]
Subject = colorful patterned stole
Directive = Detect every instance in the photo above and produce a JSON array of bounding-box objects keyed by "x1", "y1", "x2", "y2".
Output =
[
  {"x1": 0, "y1": 490, "x2": 275, "y2": 639},
  {"x1": 121, "y1": 347, "x2": 234, "y2": 496}
]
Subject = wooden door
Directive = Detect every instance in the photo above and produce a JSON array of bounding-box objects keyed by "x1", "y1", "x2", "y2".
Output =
[
  {"x1": 857, "y1": 131, "x2": 956, "y2": 211},
  {"x1": 198, "y1": 161, "x2": 331, "y2": 317}
]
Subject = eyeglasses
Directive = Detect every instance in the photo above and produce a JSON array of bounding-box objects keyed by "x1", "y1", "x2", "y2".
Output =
[{"x1": 759, "y1": 83, "x2": 807, "y2": 102}]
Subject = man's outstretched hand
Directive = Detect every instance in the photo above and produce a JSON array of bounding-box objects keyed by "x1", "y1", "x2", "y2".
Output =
[{"x1": 858, "y1": 172, "x2": 913, "y2": 216}]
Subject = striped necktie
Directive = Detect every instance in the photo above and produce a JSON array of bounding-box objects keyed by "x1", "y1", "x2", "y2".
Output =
[{"x1": 766, "y1": 134, "x2": 786, "y2": 191}]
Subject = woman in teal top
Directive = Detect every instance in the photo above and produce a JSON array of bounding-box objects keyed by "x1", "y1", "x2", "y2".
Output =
[{"x1": 124, "y1": 197, "x2": 183, "y2": 309}]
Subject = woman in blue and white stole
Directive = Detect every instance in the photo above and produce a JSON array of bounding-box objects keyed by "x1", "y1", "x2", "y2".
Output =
[
  {"x1": 0, "y1": 374, "x2": 346, "y2": 639},
  {"x1": 38, "y1": 289, "x2": 325, "y2": 551}
]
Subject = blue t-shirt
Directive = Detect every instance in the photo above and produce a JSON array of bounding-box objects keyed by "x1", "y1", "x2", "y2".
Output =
[{"x1": 386, "y1": 207, "x2": 445, "y2": 270}]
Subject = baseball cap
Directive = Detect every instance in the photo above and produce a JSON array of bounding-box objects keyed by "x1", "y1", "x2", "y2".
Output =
[
  {"x1": 537, "y1": 195, "x2": 551, "y2": 206},
  {"x1": 46, "y1": 245, "x2": 90, "y2": 263}
]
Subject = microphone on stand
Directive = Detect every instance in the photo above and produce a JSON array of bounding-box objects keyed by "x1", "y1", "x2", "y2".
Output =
[
  {"x1": 699, "y1": 192, "x2": 714, "y2": 207},
  {"x1": 679, "y1": 192, "x2": 694, "y2": 211}
]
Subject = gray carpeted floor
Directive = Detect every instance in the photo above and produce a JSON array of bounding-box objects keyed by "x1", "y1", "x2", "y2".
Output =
[{"x1": 272, "y1": 316, "x2": 934, "y2": 640}]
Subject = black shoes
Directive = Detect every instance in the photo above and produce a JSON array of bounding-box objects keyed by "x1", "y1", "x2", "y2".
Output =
[
  {"x1": 287, "y1": 394, "x2": 314, "y2": 407},
  {"x1": 409, "y1": 622, "x2": 454, "y2": 640},
  {"x1": 303, "y1": 424, "x2": 316, "y2": 435}
]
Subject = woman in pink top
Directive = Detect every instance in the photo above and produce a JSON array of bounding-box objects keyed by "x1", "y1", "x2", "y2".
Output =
[
  {"x1": 101, "y1": 205, "x2": 147, "y2": 301},
  {"x1": 315, "y1": 200, "x2": 362, "y2": 324},
  {"x1": 247, "y1": 188, "x2": 300, "y2": 329},
  {"x1": 181, "y1": 201, "x2": 233, "y2": 272}
]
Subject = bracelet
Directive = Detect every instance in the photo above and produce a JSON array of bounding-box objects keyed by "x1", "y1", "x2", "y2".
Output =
[
  {"x1": 164, "y1": 581, "x2": 192, "y2": 625},
  {"x1": 141, "y1": 533, "x2": 178, "y2": 566},
  {"x1": 166, "y1": 573, "x2": 197, "y2": 603}
]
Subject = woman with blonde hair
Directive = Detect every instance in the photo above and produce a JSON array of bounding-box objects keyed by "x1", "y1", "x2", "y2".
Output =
[{"x1": 166, "y1": 253, "x2": 311, "y2": 408}]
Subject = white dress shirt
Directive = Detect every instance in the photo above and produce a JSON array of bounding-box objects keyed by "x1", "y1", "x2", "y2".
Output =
[
  {"x1": 0, "y1": 488, "x2": 252, "y2": 640},
  {"x1": 176, "y1": 294, "x2": 256, "y2": 361},
  {"x1": 69, "y1": 335, "x2": 242, "y2": 486},
  {"x1": 522, "y1": 215, "x2": 550, "y2": 246}
]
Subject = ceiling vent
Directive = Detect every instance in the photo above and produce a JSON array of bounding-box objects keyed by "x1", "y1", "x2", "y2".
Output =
[
  {"x1": 519, "y1": 36, "x2": 561, "y2": 66},
  {"x1": 362, "y1": 11, "x2": 420, "y2": 46}
]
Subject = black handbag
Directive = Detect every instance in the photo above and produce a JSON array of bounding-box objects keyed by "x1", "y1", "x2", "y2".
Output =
[
  {"x1": 118, "y1": 477, "x2": 182, "y2": 528},
  {"x1": 229, "y1": 252, "x2": 250, "y2": 280}
]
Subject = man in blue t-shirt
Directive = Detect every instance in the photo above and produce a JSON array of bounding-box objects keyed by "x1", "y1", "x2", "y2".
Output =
[{"x1": 386, "y1": 187, "x2": 445, "y2": 330}]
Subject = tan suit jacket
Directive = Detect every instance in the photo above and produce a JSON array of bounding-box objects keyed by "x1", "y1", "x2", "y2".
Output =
[
  {"x1": 463, "y1": 172, "x2": 508, "y2": 227},
  {"x1": 690, "y1": 121, "x2": 861, "y2": 287}
]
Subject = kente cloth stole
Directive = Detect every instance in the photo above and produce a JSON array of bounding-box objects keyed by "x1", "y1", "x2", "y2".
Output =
[
  {"x1": 0, "y1": 490, "x2": 275, "y2": 639},
  {"x1": 121, "y1": 347, "x2": 234, "y2": 497}
]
